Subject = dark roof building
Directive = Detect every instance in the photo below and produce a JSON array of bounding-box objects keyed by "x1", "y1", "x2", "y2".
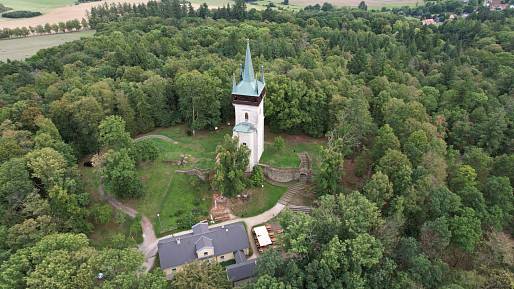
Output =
[
  {"x1": 158, "y1": 222, "x2": 250, "y2": 269},
  {"x1": 226, "y1": 250, "x2": 257, "y2": 283}
]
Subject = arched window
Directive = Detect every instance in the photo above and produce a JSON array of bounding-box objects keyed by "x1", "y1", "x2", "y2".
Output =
[{"x1": 245, "y1": 113, "x2": 249, "y2": 121}]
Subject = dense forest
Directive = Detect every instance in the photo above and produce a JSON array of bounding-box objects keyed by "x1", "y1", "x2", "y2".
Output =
[{"x1": 0, "y1": 0, "x2": 513, "y2": 288}]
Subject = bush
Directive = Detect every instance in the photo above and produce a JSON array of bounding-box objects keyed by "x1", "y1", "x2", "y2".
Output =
[
  {"x1": 250, "y1": 166, "x2": 264, "y2": 187},
  {"x1": 92, "y1": 204, "x2": 113, "y2": 224},
  {"x1": 128, "y1": 214, "x2": 143, "y2": 243},
  {"x1": 114, "y1": 211, "x2": 127, "y2": 225},
  {"x1": 273, "y1": 136, "x2": 285, "y2": 151},
  {"x1": 132, "y1": 140, "x2": 159, "y2": 162},
  {"x1": 2, "y1": 10, "x2": 42, "y2": 18}
]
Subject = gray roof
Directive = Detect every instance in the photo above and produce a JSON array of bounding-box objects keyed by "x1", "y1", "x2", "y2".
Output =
[
  {"x1": 158, "y1": 222, "x2": 250, "y2": 269},
  {"x1": 226, "y1": 259, "x2": 257, "y2": 282},
  {"x1": 234, "y1": 250, "x2": 247, "y2": 263},
  {"x1": 195, "y1": 236, "x2": 213, "y2": 251},
  {"x1": 232, "y1": 40, "x2": 265, "y2": 97},
  {"x1": 192, "y1": 222, "x2": 208, "y2": 235},
  {"x1": 233, "y1": 122, "x2": 256, "y2": 133}
]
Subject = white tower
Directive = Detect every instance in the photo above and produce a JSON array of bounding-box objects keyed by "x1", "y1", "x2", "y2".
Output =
[{"x1": 232, "y1": 40, "x2": 265, "y2": 170}]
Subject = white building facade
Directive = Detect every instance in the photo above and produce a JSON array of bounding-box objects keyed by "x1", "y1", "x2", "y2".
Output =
[{"x1": 232, "y1": 41, "x2": 265, "y2": 170}]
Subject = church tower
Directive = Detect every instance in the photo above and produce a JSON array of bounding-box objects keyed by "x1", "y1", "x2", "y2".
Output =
[{"x1": 232, "y1": 40, "x2": 265, "y2": 170}]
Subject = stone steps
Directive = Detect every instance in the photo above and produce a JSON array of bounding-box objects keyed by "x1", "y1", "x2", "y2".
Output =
[{"x1": 288, "y1": 205, "x2": 313, "y2": 214}]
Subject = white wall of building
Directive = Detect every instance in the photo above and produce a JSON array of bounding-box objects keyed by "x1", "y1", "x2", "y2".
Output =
[{"x1": 233, "y1": 100, "x2": 264, "y2": 170}]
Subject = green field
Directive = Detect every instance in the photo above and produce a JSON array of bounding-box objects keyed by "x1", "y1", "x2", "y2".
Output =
[
  {"x1": 136, "y1": 158, "x2": 211, "y2": 234},
  {"x1": 0, "y1": 30, "x2": 95, "y2": 61},
  {"x1": 261, "y1": 132, "x2": 324, "y2": 171},
  {"x1": 231, "y1": 182, "x2": 287, "y2": 217},
  {"x1": 0, "y1": 0, "x2": 74, "y2": 12}
]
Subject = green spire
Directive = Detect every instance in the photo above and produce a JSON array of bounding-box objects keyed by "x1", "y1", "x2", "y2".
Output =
[{"x1": 243, "y1": 39, "x2": 254, "y2": 82}]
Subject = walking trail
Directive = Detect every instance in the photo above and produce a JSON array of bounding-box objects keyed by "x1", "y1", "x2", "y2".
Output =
[{"x1": 99, "y1": 134, "x2": 308, "y2": 271}]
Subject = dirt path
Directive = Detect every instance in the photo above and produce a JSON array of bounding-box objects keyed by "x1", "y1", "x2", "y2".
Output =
[
  {"x1": 101, "y1": 136, "x2": 310, "y2": 270},
  {"x1": 134, "y1": 134, "x2": 178, "y2": 144},
  {"x1": 97, "y1": 179, "x2": 157, "y2": 272}
]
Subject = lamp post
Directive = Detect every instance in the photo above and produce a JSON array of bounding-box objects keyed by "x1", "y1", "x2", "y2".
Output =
[{"x1": 157, "y1": 213, "x2": 161, "y2": 233}]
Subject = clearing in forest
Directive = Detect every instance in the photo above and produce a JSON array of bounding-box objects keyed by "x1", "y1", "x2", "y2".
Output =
[{"x1": 82, "y1": 125, "x2": 323, "y2": 238}]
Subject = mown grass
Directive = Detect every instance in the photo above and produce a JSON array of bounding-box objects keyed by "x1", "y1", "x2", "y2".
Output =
[
  {"x1": 231, "y1": 182, "x2": 287, "y2": 218},
  {"x1": 0, "y1": 31, "x2": 95, "y2": 61},
  {"x1": 1, "y1": 0, "x2": 74, "y2": 12},
  {"x1": 136, "y1": 159, "x2": 211, "y2": 234},
  {"x1": 149, "y1": 125, "x2": 231, "y2": 169},
  {"x1": 261, "y1": 133, "x2": 324, "y2": 172}
]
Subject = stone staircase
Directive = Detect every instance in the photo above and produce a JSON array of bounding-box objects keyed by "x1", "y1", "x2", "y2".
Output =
[
  {"x1": 279, "y1": 181, "x2": 306, "y2": 205},
  {"x1": 288, "y1": 205, "x2": 313, "y2": 214},
  {"x1": 278, "y1": 152, "x2": 313, "y2": 208}
]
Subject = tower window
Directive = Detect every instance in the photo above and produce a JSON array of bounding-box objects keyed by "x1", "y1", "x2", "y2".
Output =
[{"x1": 245, "y1": 113, "x2": 249, "y2": 121}]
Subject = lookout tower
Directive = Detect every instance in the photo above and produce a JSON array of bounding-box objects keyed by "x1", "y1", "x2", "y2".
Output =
[{"x1": 232, "y1": 40, "x2": 265, "y2": 170}]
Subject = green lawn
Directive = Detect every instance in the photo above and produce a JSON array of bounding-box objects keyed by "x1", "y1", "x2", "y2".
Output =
[
  {"x1": 136, "y1": 159, "x2": 211, "y2": 235},
  {"x1": 261, "y1": 134, "x2": 324, "y2": 172},
  {"x1": 148, "y1": 125, "x2": 231, "y2": 169},
  {"x1": 0, "y1": 31, "x2": 95, "y2": 62},
  {"x1": 231, "y1": 182, "x2": 287, "y2": 218},
  {"x1": 134, "y1": 127, "x2": 229, "y2": 233},
  {"x1": 84, "y1": 125, "x2": 322, "y2": 237},
  {"x1": 1, "y1": 0, "x2": 75, "y2": 12}
]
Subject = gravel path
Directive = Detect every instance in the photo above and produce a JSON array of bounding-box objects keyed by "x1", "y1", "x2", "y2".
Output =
[
  {"x1": 164, "y1": 202, "x2": 286, "y2": 259},
  {"x1": 99, "y1": 136, "x2": 309, "y2": 270},
  {"x1": 98, "y1": 179, "x2": 157, "y2": 272},
  {"x1": 134, "y1": 134, "x2": 178, "y2": 144}
]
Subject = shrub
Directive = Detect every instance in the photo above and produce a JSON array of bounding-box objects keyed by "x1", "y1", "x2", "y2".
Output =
[
  {"x1": 273, "y1": 136, "x2": 285, "y2": 151},
  {"x1": 93, "y1": 204, "x2": 113, "y2": 224},
  {"x1": 114, "y1": 211, "x2": 127, "y2": 225},
  {"x1": 250, "y1": 166, "x2": 264, "y2": 187},
  {"x1": 132, "y1": 139, "x2": 159, "y2": 162},
  {"x1": 129, "y1": 214, "x2": 143, "y2": 243},
  {"x1": 2, "y1": 10, "x2": 42, "y2": 18}
]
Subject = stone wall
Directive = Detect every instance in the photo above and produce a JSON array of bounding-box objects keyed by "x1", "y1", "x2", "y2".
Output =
[
  {"x1": 259, "y1": 164, "x2": 300, "y2": 183},
  {"x1": 259, "y1": 152, "x2": 312, "y2": 183}
]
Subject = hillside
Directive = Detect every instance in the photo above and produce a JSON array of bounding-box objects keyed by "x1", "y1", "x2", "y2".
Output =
[{"x1": 0, "y1": 1, "x2": 513, "y2": 288}]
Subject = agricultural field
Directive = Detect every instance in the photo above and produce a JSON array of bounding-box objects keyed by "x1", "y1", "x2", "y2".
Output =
[
  {"x1": 0, "y1": 0, "x2": 150, "y2": 29},
  {"x1": 0, "y1": 0, "x2": 75, "y2": 12},
  {"x1": 0, "y1": 30, "x2": 94, "y2": 61},
  {"x1": 0, "y1": 0, "x2": 422, "y2": 31}
]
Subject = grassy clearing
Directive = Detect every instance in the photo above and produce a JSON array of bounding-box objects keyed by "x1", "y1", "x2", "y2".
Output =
[
  {"x1": 136, "y1": 158, "x2": 211, "y2": 234},
  {"x1": 231, "y1": 182, "x2": 287, "y2": 218},
  {"x1": 261, "y1": 132, "x2": 324, "y2": 172},
  {"x1": 85, "y1": 125, "x2": 322, "y2": 237},
  {"x1": 1, "y1": 0, "x2": 75, "y2": 12},
  {"x1": 148, "y1": 125, "x2": 231, "y2": 169},
  {"x1": 0, "y1": 30, "x2": 95, "y2": 61}
]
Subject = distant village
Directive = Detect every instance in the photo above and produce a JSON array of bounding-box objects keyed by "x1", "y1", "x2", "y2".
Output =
[{"x1": 420, "y1": 0, "x2": 513, "y2": 25}]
